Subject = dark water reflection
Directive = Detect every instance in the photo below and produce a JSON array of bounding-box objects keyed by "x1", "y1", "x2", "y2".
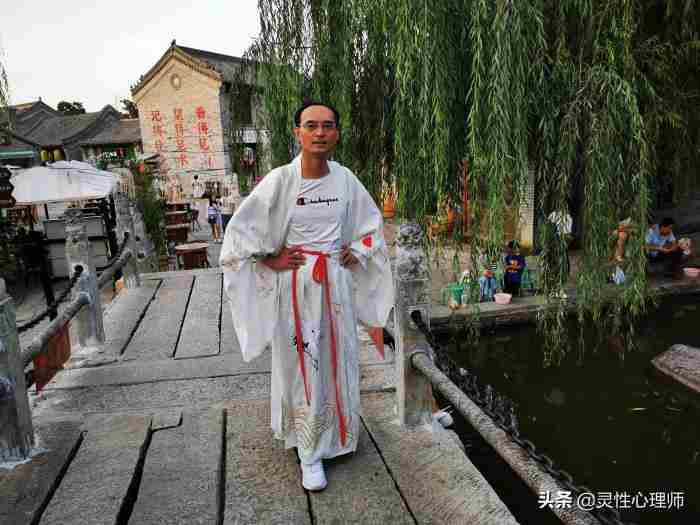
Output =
[{"x1": 439, "y1": 295, "x2": 700, "y2": 524}]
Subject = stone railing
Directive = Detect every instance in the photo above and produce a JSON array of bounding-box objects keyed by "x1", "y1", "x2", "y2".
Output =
[
  {"x1": 1, "y1": 195, "x2": 141, "y2": 465},
  {"x1": 393, "y1": 221, "x2": 606, "y2": 525}
]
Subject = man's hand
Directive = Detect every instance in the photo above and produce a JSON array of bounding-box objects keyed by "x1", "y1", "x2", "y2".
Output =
[
  {"x1": 340, "y1": 244, "x2": 359, "y2": 267},
  {"x1": 261, "y1": 246, "x2": 306, "y2": 272}
]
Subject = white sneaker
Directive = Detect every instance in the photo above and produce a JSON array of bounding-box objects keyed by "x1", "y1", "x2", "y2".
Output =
[{"x1": 300, "y1": 460, "x2": 327, "y2": 491}]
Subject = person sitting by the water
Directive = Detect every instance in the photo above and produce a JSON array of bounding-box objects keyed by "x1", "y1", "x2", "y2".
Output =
[
  {"x1": 610, "y1": 217, "x2": 636, "y2": 263},
  {"x1": 645, "y1": 217, "x2": 687, "y2": 277},
  {"x1": 478, "y1": 267, "x2": 498, "y2": 301},
  {"x1": 503, "y1": 240, "x2": 526, "y2": 296}
]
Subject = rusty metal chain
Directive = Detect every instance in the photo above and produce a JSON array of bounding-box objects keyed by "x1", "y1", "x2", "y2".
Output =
[
  {"x1": 410, "y1": 311, "x2": 634, "y2": 525},
  {"x1": 16, "y1": 266, "x2": 84, "y2": 334}
]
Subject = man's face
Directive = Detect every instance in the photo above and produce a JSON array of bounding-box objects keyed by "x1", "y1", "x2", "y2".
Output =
[
  {"x1": 660, "y1": 224, "x2": 673, "y2": 236},
  {"x1": 294, "y1": 105, "x2": 339, "y2": 157}
]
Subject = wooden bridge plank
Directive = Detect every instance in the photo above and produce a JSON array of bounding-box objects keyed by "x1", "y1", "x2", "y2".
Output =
[
  {"x1": 175, "y1": 274, "x2": 222, "y2": 359},
  {"x1": 224, "y1": 399, "x2": 311, "y2": 525},
  {"x1": 122, "y1": 276, "x2": 193, "y2": 362},
  {"x1": 39, "y1": 414, "x2": 151, "y2": 525},
  {"x1": 129, "y1": 408, "x2": 224, "y2": 525}
]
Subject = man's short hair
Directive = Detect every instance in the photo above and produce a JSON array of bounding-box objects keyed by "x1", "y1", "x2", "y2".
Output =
[
  {"x1": 293, "y1": 100, "x2": 341, "y2": 128},
  {"x1": 661, "y1": 217, "x2": 675, "y2": 228}
]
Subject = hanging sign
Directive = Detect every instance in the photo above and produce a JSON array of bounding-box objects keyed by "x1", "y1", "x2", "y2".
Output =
[{"x1": 0, "y1": 167, "x2": 15, "y2": 209}]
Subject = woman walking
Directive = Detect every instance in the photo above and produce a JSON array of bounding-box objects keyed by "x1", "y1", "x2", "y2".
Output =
[{"x1": 207, "y1": 198, "x2": 222, "y2": 243}]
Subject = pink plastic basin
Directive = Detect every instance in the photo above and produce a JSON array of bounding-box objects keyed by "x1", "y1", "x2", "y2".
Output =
[
  {"x1": 683, "y1": 267, "x2": 700, "y2": 278},
  {"x1": 494, "y1": 293, "x2": 512, "y2": 305}
]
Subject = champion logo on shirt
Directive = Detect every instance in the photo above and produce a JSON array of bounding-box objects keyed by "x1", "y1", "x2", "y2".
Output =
[{"x1": 296, "y1": 196, "x2": 339, "y2": 206}]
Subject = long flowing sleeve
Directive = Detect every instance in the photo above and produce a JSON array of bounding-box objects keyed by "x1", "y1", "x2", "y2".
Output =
[
  {"x1": 219, "y1": 166, "x2": 298, "y2": 361},
  {"x1": 342, "y1": 169, "x2": 394, "y2": 328}
]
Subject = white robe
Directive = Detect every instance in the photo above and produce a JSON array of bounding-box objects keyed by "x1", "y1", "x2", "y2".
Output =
[{"x1": 220, "y1": 156, "x2": 394, "y2": 463}]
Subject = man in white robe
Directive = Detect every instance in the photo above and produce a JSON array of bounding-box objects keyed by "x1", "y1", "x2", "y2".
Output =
[{"x1": 220, "y1": 101, "x2": 394, "y2": 491}]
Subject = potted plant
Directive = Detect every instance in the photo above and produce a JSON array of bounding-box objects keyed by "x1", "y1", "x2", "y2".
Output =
[{"x1": 381, "y1": 179, "x2": 397, "y2": 219}]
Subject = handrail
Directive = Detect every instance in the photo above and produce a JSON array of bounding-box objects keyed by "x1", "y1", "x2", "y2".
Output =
[
  {"x1": 16, "y1": 267, "x2": 84, "y2": 334},
  {"x1": 97, "y1": 248, "x2": 133, "y2": 289},
  {"x1": 410, "y1": 351, "x2": 603, "y2": 525},
  {"x1": 22, "y1": 292, "x2": 90, "y2": 368}
]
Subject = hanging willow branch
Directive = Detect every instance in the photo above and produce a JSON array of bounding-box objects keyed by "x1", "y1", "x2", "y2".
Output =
[{"x1": 238, "y1": 0, "x2": 699, "y2": 365}]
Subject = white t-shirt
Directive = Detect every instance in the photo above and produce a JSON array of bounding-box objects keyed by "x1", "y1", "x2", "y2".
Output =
[{"x1": 286, "y1": 171, "x2": 346, "y2": 252}]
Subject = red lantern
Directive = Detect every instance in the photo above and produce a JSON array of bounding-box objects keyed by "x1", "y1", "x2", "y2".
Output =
[{"x1": 138, "y1": 163, "x2": 146, "y2": 174}]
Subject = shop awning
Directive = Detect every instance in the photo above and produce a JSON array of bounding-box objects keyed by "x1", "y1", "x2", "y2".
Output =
[
  {"x1": 10, "y1": 161, "x2": 119, "y2": 205},
  {"x1": 0, "y1": 150, "x2": 37, "y2": 159}
]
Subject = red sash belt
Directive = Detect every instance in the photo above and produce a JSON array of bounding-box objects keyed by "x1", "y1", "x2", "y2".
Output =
[{"x1": 291, "y1": 249, "x2": 347, "y2": 447}]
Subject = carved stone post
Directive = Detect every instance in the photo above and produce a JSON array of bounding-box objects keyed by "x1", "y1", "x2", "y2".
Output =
[
  {"x1": 394, "y1": 223, "x2": 434, "y2": 427},
  {"x1": 129, "y1": 201, "x2": 149, "y2": 272},
  {"x1": 0, "y1": 279, "x2": 34, "y2": 462},
  {"x1": 65, "y1": 210, "x2": 105, "y2": 349},
  {"x1": 115, "y1": 193, "x2": 140, "y2": 288}
]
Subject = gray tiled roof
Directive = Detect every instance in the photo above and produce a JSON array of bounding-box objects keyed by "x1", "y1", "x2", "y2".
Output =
[
  {"x1": 19, "y1": 112, "x2": 103, "y2": 146},
  {"x1": 80, "y1": 119, "x2": 141, "y2": 145},
  {"x1": 179, "y1": 46, "x2": 245, "y2": 83}
]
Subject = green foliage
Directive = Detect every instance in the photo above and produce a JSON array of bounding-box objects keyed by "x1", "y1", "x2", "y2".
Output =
[
  {"x1": 236, "y1": 0, "x2": 699, "y2": 364},
  {"x1": 0, "y1": 47, "x2": 9, "y2": 128},
  {"x1": 120, "y1": 98, "x2": 138, "y2": 118},
  {"x1": 128, "y1": 163, "x2": 166, "y2": 258},
  {"x1": 57, "y1": 101, "x2": 86, "y2": 115}
]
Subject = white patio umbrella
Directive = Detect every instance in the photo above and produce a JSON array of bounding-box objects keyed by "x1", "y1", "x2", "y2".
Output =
[{"x1": 10, "y1": 161, "x2": 119, "y2": 206}]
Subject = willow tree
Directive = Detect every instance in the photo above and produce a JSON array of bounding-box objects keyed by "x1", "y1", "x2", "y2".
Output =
[
  {"x1": 0, "y1": 47, "x2": 9, "y2": 126},
  {"x1": 237, "y1": 0, "x2": 700, "y2": 364}
]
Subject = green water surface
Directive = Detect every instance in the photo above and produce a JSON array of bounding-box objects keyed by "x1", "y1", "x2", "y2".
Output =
[{"x1": 443, "y1": 295, "x2": 700, "y2": 524}]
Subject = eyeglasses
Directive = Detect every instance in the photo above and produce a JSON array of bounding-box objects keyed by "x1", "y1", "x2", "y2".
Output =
[{"x1": 300, "y1": 121, "x2": 337, "y2": 131}]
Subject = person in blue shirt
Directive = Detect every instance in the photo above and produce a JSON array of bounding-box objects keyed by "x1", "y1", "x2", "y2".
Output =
[
  {"x1": 645, "y1": 217, "x2": 684, "y2": 276},
  {"x1": 504, "y1": 240, "x2": 526, "y2": 295}
]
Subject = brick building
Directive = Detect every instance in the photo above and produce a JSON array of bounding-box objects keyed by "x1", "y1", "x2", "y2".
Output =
[{"x1": 131, "y1": 40, "x2": 262, "y2": 201}]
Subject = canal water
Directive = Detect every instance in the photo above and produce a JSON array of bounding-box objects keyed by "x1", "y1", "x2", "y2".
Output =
[{"x1": 439, "y1": 295, "x2": 700, "y2": 524}]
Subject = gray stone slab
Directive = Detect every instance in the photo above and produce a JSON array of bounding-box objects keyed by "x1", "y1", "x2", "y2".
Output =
[
  {"x1": 175, "y1": 274, "x2": 222, "y2": 359},
  {"x1": 40, "y1": 414, "x2": 151, "y2": 525},
  {"x1": 0, "y1": 419, "x2": 83, "y2": 525},
  {"x1": 360, "y1": 363, "x2": 396, "y2": 393},
  {"x1": 308, "y1": 415, "x2": 413, "y2": 524},
  {"x1": 361, "y1": 392, "x2": 518, "y2": 525},
  {"x1": 142, "y1": 268, "x2": 222, "y2": 280},
  {"x1": 46, "y1": 353, "x2": 271, "y2": 390},
  {"x1": 652, "y1": 344, "x2": 700, "y2": 393},
  {"x1": 130, "y1": 409, "x2": 224, "y2": 525},
  {"x1": 223, "y1": 399, "x2": 311, "y2": 525},
  {"x1": 97, "y1": 281, "x2": 160, "y2": 355},
  {"x1": 123, "y1": 276, "x2": 193, "y2": 362},
  {"x1": 32, "y1": 375, "x2": 271, "y2": 419}
]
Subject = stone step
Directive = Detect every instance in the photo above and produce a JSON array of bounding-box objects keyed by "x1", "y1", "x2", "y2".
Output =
[
  {"x1": 39, "y1": 414, "x2": 151, "y2": 525},
  {"x1": 122, "y1": 276, "x2": 194, "y2": 362},
  {"x1": 361, "y1": 392, "x2": 519, "y2": 525},
  {"x1": 652, "y1": 344, "x2": 700, "y2": 393},
  {"x1": 307, "y1": 417, "x2": 414, "y2": 524},
  {"x1": 175, "y1": 274, "x2": 222, "y2": 360},
  {"x1": 0, "y1": 419, "x2": 83, "y2": 525},
  {"x1": 129, "y1": 408, "x2": 224, "y2": 524},
  {"x1": 223, "y1": 399, "x2": 311, "y2": 524}
]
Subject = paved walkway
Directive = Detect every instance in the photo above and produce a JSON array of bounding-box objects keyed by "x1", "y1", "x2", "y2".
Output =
[{"x1": 1, "y1": 266, "x2": 517, "y2": 524}]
